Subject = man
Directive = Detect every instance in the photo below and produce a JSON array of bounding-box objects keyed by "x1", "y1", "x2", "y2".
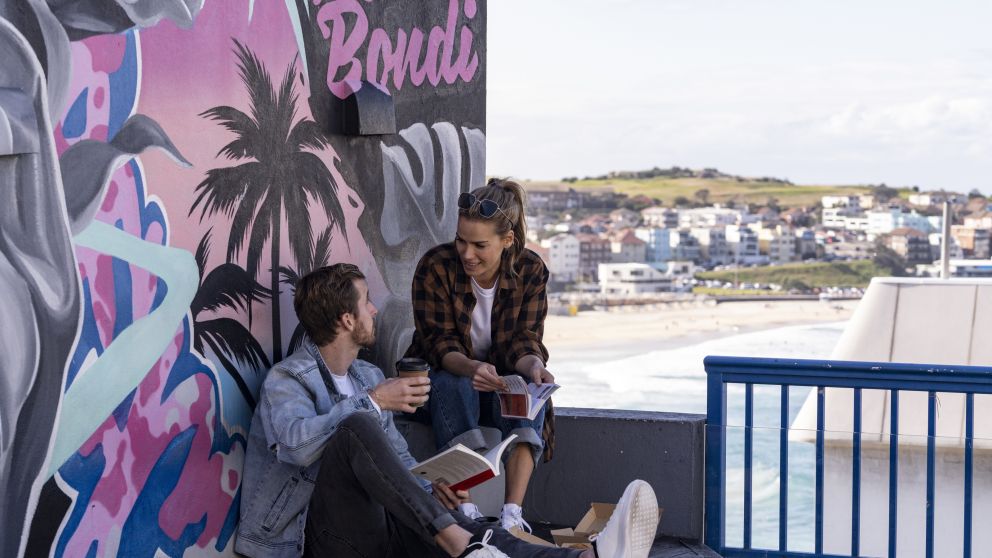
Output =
[{"x1": 235, "y1": 263, "x2": 659, "y2": 558}]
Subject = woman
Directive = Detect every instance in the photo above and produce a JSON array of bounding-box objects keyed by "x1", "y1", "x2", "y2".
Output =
[{"x1": 406, "y1": 177, "x2": 555, "y2": 533}]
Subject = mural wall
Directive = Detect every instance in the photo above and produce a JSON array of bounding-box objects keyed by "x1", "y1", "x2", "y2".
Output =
[{"x1": 0, "y1": 0, "x2": 485, "y2": 556}]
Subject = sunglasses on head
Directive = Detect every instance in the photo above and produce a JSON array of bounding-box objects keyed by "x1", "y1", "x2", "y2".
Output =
[{"x1": 458, "y1": 192, "x2": 509, "y2": 221}]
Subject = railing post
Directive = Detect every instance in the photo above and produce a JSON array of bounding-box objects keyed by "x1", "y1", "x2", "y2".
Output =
[
  {"x1": 705, "y1": 368, "x2": 727, "y2": 552},
  {"x1": 779, "y1": 385, "x2": 789, "y2": 553}
]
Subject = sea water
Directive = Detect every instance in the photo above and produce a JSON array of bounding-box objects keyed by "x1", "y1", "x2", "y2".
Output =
[{"x1": 551, "y1": 321, "x2": 847, "y2": 551}]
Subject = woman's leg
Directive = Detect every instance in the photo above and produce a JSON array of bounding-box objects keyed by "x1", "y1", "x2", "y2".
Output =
[
  {"x1": 480, "y1": 392, "x2": 547, "y2": 505},
  {"x1": 428, "y1": 369, "x2": 487, "y2": 451}
]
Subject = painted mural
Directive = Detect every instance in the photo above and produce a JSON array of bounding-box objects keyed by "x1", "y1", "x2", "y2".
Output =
[{"x1": 0, "y1": 0, "x2": 485, "y2": 556}]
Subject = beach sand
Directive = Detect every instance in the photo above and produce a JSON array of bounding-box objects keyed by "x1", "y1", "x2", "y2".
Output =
[{"x1": 545, "y1": 299, "x2": 859, "y2": 354}]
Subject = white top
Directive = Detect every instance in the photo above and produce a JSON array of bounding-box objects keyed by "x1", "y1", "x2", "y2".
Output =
[
  {"x1": 330, "y1": 372, "x2": 381, "y2": 415},
  {"x1": 470, "y1": 277, "x2": 497, "y2": 360}
]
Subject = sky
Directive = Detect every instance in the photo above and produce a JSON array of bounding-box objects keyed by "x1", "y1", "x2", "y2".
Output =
[{"x1": 486, "y1": 0, "x2": 992, "y2": 193}]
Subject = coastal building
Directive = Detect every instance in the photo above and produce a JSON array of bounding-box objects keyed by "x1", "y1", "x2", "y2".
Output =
[
  {"x1": 821, "y1": 194, "x2": 861, "y2": 209},
  {"x1": 758, "y1": 227, "x2": 796, "y2": 263},
  {"x1": 951, "y1": 225, "x2": 991, "y2": 259},
  {"x1": 527, "y1": 187, "x2": 583, "y2": 212},
  {"x1": 725, "y1": 225, "x2": 762, "y2": 265},
  {"x1": 640, "y1": 206, "x2": 679, "y2": 228},
  {"x1": 669, "y1": 230, "x2": 702, "y2": 263},
  {"x1": 690, "y1": 227, "x2": 730, "y2": 266},
  {"x1": 886, "y1": 227, "x2": 932, "y2": 264},
  {"x1": 609, "y1": 229, "x2": 647, "y2": 263},
  {"x1": 964, "y1": 211, "x2": 992, "y2": 230},
  {"x1": 867, "y1": 208, "x2": 934, "y2": 237},
  {"x1": 678, "y1": 207, "x2": 742, "y2": 229},
  {"x1": 540, "y1": 233, "x2": 581, "y2": 283},
  {"x1": 927, "y1": 232, "x2": 963, "y2": 262},
  {"x1": 576, "y1": 233, "x2": 612, "y2": 281},
  {"x1": 794, "y1": 228, "x2": 818, "y2": 260},
  {"x1": 597, "y1": 263, "x2": 673, "y2": 295},
  {"x1": 634, "y1": 227, "x2": 675, "y2": 262},
  {"x1": 609, "y1": 208, "x2": 642, "y2": 229},
  {"x1": 908, "y1": 190, "x2": 966, "y2": 207},
  {"x1": 822, "y1": 206, "x2": 864, "y2": 230}
]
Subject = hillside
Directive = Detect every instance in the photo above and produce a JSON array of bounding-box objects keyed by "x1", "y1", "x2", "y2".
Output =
[
  {"x1": 696, "y1": 260, "x2": 888, "y2": 289},
  {"x1": 524, "y1": 172, "x2": 876, "y2": 208}
]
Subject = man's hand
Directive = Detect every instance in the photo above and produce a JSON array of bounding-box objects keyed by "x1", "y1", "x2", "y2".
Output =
[
  {"x1": 371, "y1": 377, "x2": 430, "y2": 413},
  {"x1": 432, "y1": 482, "x2": 470, "y2": 510},
  {"x1": 471, "y1": 361, "x2": 507, "y2": 392},
  {"x1": 526, "y1": 360, "x2": 555, "y2": 386}
]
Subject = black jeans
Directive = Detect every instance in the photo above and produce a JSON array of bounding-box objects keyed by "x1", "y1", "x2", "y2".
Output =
[{"x1": 304, "y1": 412, "x2": 582, "y2": 558}]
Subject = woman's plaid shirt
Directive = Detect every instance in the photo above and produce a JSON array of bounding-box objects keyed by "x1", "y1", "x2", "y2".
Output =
[{"x1": 405, "y1": 242, "x2": 556, "y2": 460}]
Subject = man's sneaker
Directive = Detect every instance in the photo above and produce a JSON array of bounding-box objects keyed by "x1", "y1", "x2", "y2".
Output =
[
  {"x1": 590, "y1": 480, "x2": 659, "y2": 558},
  {"x1": 459, "y1": 502, "x2": 486, "y2": 521},
  {"x1": 499, "y1": 503, "x2": 532, "y2": 533},
  {"x1": 459, "y1": 529, "x2": 511, "y2": 558}
]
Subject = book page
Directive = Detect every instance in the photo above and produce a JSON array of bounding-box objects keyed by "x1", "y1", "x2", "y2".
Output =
[
  {"x1": 526, "y1": 383, "x2": 560, "y2": 420},
  {"x1": 481, "y1": 434, "x2": 518, "y2": 467},
  {"x1": 498, "y1": 375, "x2": 531, "y2": 417},
  {"x1": 409, "y1": 444, "x2": 490, "y2": 487}
]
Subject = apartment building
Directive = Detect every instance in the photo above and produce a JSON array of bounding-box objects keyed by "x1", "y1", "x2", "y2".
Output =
[
  {"x1": 597, "y1": 263, "x2": 673, "y2": 295},
  {"x1": 634, "y1": 227, "x2": 675, "y2": 262},
  {"x1": 690, "y1": 227, "x2": 730, "y2": 266},
  {"x1": 576, "y1": 233, "x2": 612, "y2": 281},
  {"x1": 640, "y1": 207, "x2": 679, "y2": 228},
  {"x1": 951, "y1": 226, "x2": 990, "y2": 259},
  {"x1": 540, "y1": 233, "x2": 581, "y2": 283}
]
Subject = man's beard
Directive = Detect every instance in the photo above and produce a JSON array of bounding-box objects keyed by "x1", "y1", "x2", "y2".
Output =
[{"x1": 352, "y1": 320, "x2": 375, "y2": 348}]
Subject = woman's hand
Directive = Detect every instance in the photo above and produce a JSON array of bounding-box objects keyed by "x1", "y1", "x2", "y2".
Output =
[
  {"x1": 432, "y1": 482, "x2": 470, "y2": 510},
  {"x1": 471, "y1": 361, "x2": 507, "y2": 392},
  {"x1": 518, "y1": 354, "x2": 555, "y2": 386}
]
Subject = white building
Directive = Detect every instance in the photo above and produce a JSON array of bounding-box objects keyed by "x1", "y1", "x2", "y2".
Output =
[
  {"x1": 758, "y1": 228, "x2": 796, "y2": 263},
  {"x1": 867, "y1": 209, "x2": 934, "y2": 237},
  {"x1": 821, "y1": 195, "x2": 861, "y2": 209},
  {"x1": 678, "y1": 207, "x2": 742, "y2": 229},
  {"x1": 690, "y1": 227, "x2": 730, "y2": 266},
  {"x1": 609, "y1": 230, "x2": 647, "y2": 263},
  {"x1": 640, "y1": 207, "x2": 679, "y2": 228},
  {"x1": 597, "y1": 263, "x2": 673, "y2": 295},
  {"x1": 725, "y1": 225, "x2": 763, "y2": 265},
  {"x1": 669, "y1": 230, "x2": 702, "y2": 263},
  {"x1": 540, "y1": 234, "x2": 580, "y2": 283},
  {"x1": 634, "y1": 227, "x2": 674, "y2": 262}
]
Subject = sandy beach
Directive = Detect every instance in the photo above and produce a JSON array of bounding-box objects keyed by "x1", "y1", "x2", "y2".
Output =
[{"x1": 545, "y1": 299, "x2": 859, "y2": 354}]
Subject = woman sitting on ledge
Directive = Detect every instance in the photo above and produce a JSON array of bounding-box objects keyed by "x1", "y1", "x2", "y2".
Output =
[{"x1": 406, "y1": 177, "x2": 555, "y2": 532}]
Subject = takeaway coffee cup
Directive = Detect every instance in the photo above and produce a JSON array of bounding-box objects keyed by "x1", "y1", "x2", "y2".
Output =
[{"x1": 396, "y1": 358, "x2": 430, "y2": 408}]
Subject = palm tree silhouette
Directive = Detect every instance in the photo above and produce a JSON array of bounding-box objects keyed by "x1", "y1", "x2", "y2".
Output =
[
  {"x1": 191, "y1": 39, "x2": 346, "y2": 363},
  {"x1": 191, "y1": 230, "x2": 271, "y2": 407},
  {"x1": 279, "y1": 225, "x2": 333, "y2": 355}
]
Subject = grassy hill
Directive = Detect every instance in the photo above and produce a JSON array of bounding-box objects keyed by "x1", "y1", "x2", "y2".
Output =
[
  {"x1": 696, "y1": 260, "x2": 888, "y2": 289},
  {"x1": 525, "y1": 177, "x2": 873, "y2": 208}
]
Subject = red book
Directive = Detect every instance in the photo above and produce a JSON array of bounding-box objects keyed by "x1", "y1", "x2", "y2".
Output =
[{"x1": 409, "y1": 435, "x2": 518, "y2": 491}]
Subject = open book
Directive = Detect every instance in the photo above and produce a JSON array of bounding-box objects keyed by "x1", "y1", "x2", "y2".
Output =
[
  {"x1": 498, "y1": 375, "x2": 560, "y2": 420},
  {"x1": 409, "y1": 435, "x2": 518, "y2": 492}
]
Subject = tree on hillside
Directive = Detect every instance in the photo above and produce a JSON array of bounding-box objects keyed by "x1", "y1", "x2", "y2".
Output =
[
  {"x1": 191, "y1": 40, "x2": 347, "y2": 363},
  {"x1": 873, "y1": 241, "x2": 908, "y2": 277},
  {"x1": 674, "y1": 195, "x2": 691, "y2": 207},
  {"x1": 872, "y1": 184, "x2": 900, "y2": 202},
  {"x1": 694, "y1": 188, "x2": 710, "y2": 205}
]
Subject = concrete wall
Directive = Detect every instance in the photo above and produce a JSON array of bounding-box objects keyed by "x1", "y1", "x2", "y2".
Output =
[
  {"x1": 0, "y1": 1, "x2": 485, "y2": 556},
  {"x1": 525, "y1": 408, "x2": 706, "y2": 542}
]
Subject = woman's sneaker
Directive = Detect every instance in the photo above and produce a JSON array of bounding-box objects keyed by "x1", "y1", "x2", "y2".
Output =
[
  {"x1": 459, "y1": 529, "x2": 511, "y2": 558},
  {"x1": 589, "y1": 480, "x2": 659, "y2": 558},
  {"x1": 499, "y1": 503, "x2": 532, "y2": 533}
]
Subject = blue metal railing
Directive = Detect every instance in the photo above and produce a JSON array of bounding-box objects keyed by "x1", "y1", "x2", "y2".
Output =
[{"x1": 704, "y1": 356, "x2": 992, "y2": 558}]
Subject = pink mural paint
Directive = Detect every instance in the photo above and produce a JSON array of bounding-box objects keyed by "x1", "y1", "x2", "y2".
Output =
[{"x1": 316, "y1": 0, "x2": 479, "y2": 98}]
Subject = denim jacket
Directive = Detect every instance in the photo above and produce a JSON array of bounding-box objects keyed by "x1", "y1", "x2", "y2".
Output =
[{"x1": 234, "y1": 341, "x2": 422, "y2": 558}]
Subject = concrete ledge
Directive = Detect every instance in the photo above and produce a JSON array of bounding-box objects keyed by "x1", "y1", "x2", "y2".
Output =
[
  {"x1": 396, "y1": 407, "x2": 706, "y2": 541},
  {"x1": 524, "y1": 408, "x2": 706, "y2": 542}
]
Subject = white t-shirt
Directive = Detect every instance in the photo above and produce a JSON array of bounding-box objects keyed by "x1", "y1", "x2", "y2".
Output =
[
  {"x1": 330, "y1": 372, "x2": 381, "y2": 415},
  {"x1": 470, "y1": 277, "x2": 497, "y2": 360}
]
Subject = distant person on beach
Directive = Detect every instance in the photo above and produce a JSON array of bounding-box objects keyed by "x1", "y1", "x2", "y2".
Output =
[
  {"x1": 406, "y1": 178, "x2": 555, "y2": 532},
  {"x1": 235, "y1": 263, "x2": 660, "y2": 558}
]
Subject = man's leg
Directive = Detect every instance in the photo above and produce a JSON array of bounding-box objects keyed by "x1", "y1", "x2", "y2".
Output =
[
  {"x1": 305, "y1": 412, "x2": 456, "y2": 557},
  {"x1": 429, "y1": 369, "x2": 487, "y2": 451},
  {"x1": 454, "y1": 512, "x2": 584, "y2": 558}
]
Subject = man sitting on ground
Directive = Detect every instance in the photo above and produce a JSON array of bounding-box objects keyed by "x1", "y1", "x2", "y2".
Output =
[{"x1": 234, "y1": 263, "x2": 660, "y2": 558}]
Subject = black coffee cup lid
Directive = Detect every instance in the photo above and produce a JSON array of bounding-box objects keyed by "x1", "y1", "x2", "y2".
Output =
[{"x1": 396, "y1": 357, "x2": 429, "y2": 371}]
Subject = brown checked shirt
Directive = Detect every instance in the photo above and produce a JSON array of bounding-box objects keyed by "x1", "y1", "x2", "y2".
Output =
[{"x1": 405, "y1": 242, "x2": 556, "y2": 460}]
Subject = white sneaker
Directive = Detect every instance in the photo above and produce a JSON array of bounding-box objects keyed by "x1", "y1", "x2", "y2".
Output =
[
  {"x1": 462, "y1": 529, "x2": 511, "y2": 558},
  {"x1": 459, "y1": 502, "x2": 485, "y2": 521},
  {"x1": 590, "y1": 480, "x2": 659, "y2": 558},
  {"x1": 499, "y1": 503, "x2": 532, "y2": 533}
]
